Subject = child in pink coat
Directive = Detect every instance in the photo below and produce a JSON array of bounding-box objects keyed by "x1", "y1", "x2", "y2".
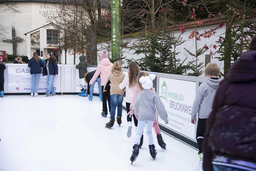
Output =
[
  {"x1": 89, "y1": 50, "x2": 113, "y2": 116},
  {"x1": 128, "y1": 72, "x2": 167, "y2": 149}
]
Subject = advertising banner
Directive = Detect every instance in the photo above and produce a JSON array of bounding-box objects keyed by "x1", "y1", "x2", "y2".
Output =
[
  {"x1": 158, "y1": 77, "x2": 197, "y2": 141},
  {"x1": 7, "y1": 64, "x2": 60, "y2": 93}
]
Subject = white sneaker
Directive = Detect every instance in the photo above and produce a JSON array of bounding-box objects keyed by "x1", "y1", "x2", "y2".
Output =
[
  {"x1": 127, "y1": 122, "x2": 132, "y2": 138},
  {"x1": 31, "y1": 93, "x2": 34, "y2": 97},
  {"x1": 34, "y1": 93, "x2": 38, "y2": 97}
]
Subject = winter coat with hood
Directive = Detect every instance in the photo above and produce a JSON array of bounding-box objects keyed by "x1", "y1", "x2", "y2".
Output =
[
  {"x1": 190, "y1": 77, "x2": 221, "y2": 120},
  {"x1": 107, "y1": 70, "x2": 125, "y2": 95},
  {"x1": 76, "y1": 55, "x2": 87, "y2": 79},
  {"x1": 203, "y1": 50, "x2": 256, "y2": 171},
  {"x1": 89, "y1": 51, "x2": 113, "y2": 86}
]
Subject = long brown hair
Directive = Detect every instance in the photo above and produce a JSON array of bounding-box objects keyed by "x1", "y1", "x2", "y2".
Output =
[
  {"x1": 33, "y1": 52, "x2": 41, "y2": 62},
  {"x1": 138, "y1": 72, "x2": 148, "y2": 90},
  {"x1": 49, "y1": 54, "x2": 57, "y2": 63},
  {"x1": 128, "y1": 62, "x2": 140, "y2": 88}
]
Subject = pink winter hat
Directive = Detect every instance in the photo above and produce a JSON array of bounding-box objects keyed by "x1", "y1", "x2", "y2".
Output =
[{"x1": 101, "y1": 50, "x2": 108, "y2": 60}]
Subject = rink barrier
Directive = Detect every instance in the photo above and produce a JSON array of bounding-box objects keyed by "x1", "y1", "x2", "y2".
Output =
[{"x1": 4, "y1": 64, "x2": 205, "y2": 149}]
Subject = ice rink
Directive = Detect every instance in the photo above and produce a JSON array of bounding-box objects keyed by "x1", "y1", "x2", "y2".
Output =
[{"x1": 0, "y1": 95, "x2": 199, "y2": 171}]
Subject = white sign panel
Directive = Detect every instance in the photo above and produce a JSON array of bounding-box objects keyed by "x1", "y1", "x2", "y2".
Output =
[
  {"x1": 7, "y1": 64, "x2": 60, "y2": 93},
  {"x1": 158, "y1": 77, "x2": 197, "y2": 141}
]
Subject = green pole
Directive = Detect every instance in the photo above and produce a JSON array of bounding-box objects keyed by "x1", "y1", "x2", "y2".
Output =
[{"x1": 111, "y1": 0, "x2": 121, "y2": 61}]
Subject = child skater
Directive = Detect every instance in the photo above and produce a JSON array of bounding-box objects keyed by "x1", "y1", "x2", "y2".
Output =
[
  {"x1": 190, "y1": 63, "x2": 221, "y2": 169},
  {"x1": 76, "y1": 55, "x2": 87, "y2": 97},
  {"x1": 0, "y1": 57, "x2": 6, "y2": 97},
  {"x1": 84, "y1": 70, "x2": 102, "y2": 101},
  {"x1": 130, "y1": 74, "x2": 168, "y2": 164},
  {"x1": 129, "y1": 72, "x2": 168, "y2": 149},
  {"x1": 105, "y1": 61, "x2": 125, "y2": 128},
  {"x1": 119, "y1": 62, "x2": 140, "y2": 137}
]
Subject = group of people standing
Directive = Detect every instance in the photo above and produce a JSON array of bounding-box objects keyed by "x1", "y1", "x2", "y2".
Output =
[
  {"x1": 86, "y1": 50, "x2": 169, "y2": 164},
  {"x1": 28, "y1": 52, "x2": 58, "y2": 97}
]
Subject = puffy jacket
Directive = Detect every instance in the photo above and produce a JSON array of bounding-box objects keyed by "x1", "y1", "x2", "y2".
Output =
[
  {"x1": 28, "y1": 58, "x2": 44, "y2": 74},
  {"x1": 76, "y1": 55, "x2": 87, "y2": 78},
  {"x1": 203, "y1": 50, "x2": 256, "y2": 171},
  {"x1": 43, "y1": 59, "x2": 58, "y2": 76},
  {"x1": 89, "y1": 58, "x2": 113, "y2": 86}
]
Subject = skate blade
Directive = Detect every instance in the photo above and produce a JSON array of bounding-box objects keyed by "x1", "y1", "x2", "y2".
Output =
[{"x1": 105, "y1": 125, "x2": 112, "y2": 129}]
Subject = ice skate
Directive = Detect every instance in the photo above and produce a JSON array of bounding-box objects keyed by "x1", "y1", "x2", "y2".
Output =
[
  {"x1": 101, "y1": 111, "x2": 107, "y2": 117},
  {"x1": 78, "y1": 89, "x2": 85, "y2": 96},
  {"x1": 130, "y1": 144, "x2": 139, "y2": 164},
  {"x1": 149, "y1": 144, "x2": 157, "y2": 159},
  {"x1": 127, "y1": 122, "x2": 132, "y2": 138},
  {"x1": 0, "y1": 91, "x2": 3, "y2": 97},
  {"x1": 105, "y1": 119, "x2": 115, "y2": 128},
  {"x1": 117, "y1": 116, "x2": 122, "y2": 126},
  {"x1": 195, "y1": 153, "x2": 203, "y2": 171},
  {"x1": 157, "y1": 134, "x2": 166, "y2": 149}
]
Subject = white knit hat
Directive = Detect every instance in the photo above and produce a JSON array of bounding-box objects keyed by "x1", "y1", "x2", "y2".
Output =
[{"x1": 139, "y1": 74, "x2": 156, "y2": 89}]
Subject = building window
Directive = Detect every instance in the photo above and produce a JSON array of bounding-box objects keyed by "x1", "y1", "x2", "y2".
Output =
[{"x1": 47, "y1": 29, "x2": 58, "y2": 44}]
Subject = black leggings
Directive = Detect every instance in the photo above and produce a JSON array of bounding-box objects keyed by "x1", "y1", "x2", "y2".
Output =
[
  {"x1": 0, "y1": 84, "x2": 3, "y2": 91},
  {"x1": 102, "y1": 86, "x2": 111, "y2": 114},
  {"x1": 196, "y1": 118, "x2": 207, "y2": 154},
  {"x1": 126, "y1": 102, "x2": 138, "y2": 127}
]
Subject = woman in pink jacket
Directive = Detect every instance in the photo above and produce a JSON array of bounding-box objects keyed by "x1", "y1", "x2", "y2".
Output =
[{"x1": 89, "y1": 50, "x2": 113, "y2": 117}]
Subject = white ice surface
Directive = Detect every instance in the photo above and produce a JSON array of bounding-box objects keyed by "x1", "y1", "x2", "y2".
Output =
[{"x1": 0, "y1": 95, "x2": 199, "y2": 171}]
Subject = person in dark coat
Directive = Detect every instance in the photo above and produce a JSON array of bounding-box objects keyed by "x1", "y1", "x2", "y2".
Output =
[
  {"x1": 76, "y1": 55, "x2": 87, "y2": 96},
  {"x1": 84, "y1": 70, "x2": 102, "y2": 101},
  {"x1": 203, "y1": 36, "x2": 256, "y2": 171},
  {"x1": 43, "y1": 53, "x2": 58, "y2": 96},
  {"x1": 0, "y1": 57, "x2": 6, "y2": 97},
  {"x1": 28, "y1": 52, "x2": 44, "y2": 97}
]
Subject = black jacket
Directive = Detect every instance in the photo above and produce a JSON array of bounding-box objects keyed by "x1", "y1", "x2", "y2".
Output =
[
  {"x1": 43, "y1": 59, "x2": 58, "y2": 76},
  {"x1": 28, "y1": 58, "x2": 44, "y2": 74},
  {"x1": 0, "y1": 63, "x2": 6, "y2": 84}
]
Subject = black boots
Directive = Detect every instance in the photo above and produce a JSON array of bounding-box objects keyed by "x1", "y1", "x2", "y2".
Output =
[
  {"x1": 149, "y1": 144, "x2": 157, "y2": 159},
  {"x1": 117, "y1": 116, "x2": 122, "y2": 126},
  {"x1": 157, "y1": 134, "x2": 166, "y2": 149},
  {"x1": 101, "y1": 111, "x2": 107, "y2": 117},
  {"x1": 130, "y1": 144, "x2": 139, "y2": 164},
  {"x1": 105, "y1": 119, "x2": 115, "y2": 128}
]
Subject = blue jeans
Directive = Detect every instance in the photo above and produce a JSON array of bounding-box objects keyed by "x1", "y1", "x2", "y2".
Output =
[
  {"x1": 90, "y1": 78, "x2": 102, "y2": 97},
  {"x1": 46, "y1": 74, "x2": 55, "y2": 95},
  {"x1": 213, "y1": 165, "x2": 248, "y2": 171},
  {"x1": 31, "y1": 74, "x2": 41, "y2": 94},
  {"x1": 110, "y1": 94, "x2": 123, "y2": 120}
]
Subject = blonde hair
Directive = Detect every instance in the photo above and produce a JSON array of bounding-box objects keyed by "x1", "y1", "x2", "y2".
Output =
[
  {"x1": 138, "y1": 72, "x2": 149, "y2": 90},
  {"x1": 111, "y1": 61, "x2": 122, "y2": 73},
  {"x1": 84, "y1": 72, "x2": 89, "y2": 83},
  {"x1": 205, "y1": 63, "x2": 220, "y2": 76}
]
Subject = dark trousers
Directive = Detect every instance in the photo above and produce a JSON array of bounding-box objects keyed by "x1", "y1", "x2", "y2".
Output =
[
  {"x1": 0, "y1": 84, "x2": 3, "y2": 91},
  {"x1": 126, "y1": 102, "x2": 138, "y2": 127},
  {"x1": 102, "y1": 86, "x2": 111, "y2": 114},
  {"x1": 196, "y1": 118, "x2": 207, "y2": 154}
]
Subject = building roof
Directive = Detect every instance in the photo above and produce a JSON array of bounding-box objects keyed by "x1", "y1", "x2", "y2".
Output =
[{"x1": 24, "y1": 22, "x2": 56, "y2": 35}]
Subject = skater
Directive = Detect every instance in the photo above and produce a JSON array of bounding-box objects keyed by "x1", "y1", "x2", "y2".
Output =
[
  {"x1": 28, "y1": 52, "x2": 44, "y2": 97},
  {"x1": 76, "y1": 55, "x2": 87, "y2": 97},
  {"x1": 129, "y1": 72, "x2": 168, "y2": 149},
  {"x1": 203, "y1": 36, "x2": 256, "y2": 171},
  {"x1": 89, "y1": 50, "x2": 112, "y2": 117},
  {"x1": 0, "y1": 57, "x2": 6, "y2": 97},
  {"x1": 119, "y1": 61, "x2": 140, "y2": 137},
  {"x1": 84, "y1": 70, "x2": 102, "y2": 101},
  {"x1": 130, "y1": 74, "x2": 168, "y2": 164},
  {"x1": 105, "y1": 61, "x2": 125, "y2": 128},
  {"x1": 190, "y1": 63, "x2": 221, "y2": 168},
  {"x1": 43, "y1": 53, "x2": 58, "y2": 96}
]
